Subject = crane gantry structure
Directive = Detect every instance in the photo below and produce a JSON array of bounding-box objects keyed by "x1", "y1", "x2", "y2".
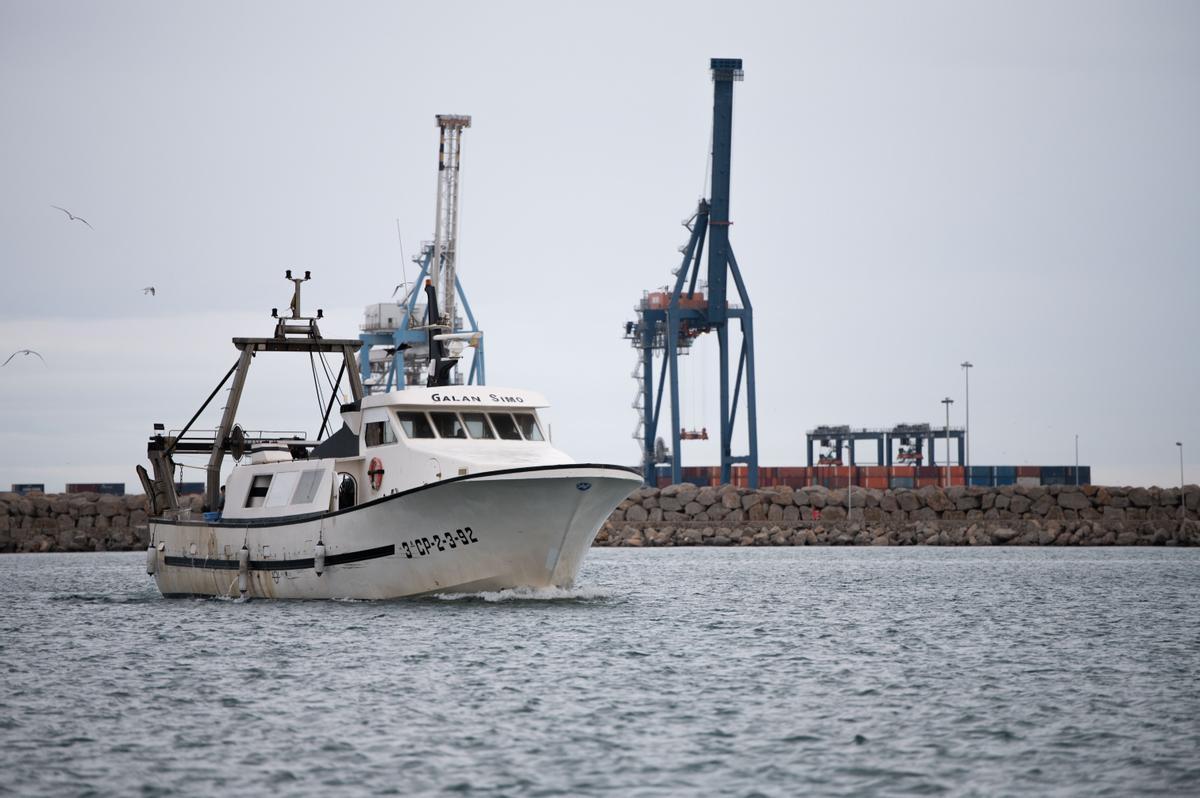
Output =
[
  {"x1": 359, "y1": 114, "x2": 485, "y2": 392},
  {"x1": 626, "y1": 58, "x2": 760, "y2": 488}
]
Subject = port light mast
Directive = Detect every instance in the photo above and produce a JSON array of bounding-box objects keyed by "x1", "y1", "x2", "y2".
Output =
[
  {"x1": 626, "y1": 58, "x2": 759, "y2": 488},
  {"x1": 359, "y1": 115, "x2": 485, "y2": 392}
]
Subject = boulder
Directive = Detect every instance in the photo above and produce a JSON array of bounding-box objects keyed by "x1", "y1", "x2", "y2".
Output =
[
  {"x1": 1057, "y1": 490, "x2": 1091, "y2": 511},
  {"x1": 1128, "y1": 488, "x2": 1153, "y2": 508}
]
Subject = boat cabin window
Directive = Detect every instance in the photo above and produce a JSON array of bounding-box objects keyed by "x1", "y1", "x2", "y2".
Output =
[
  {"x1": 461, "y1": 412, "x2": 495, "y2": 439},
  {"x1": 292, "y1": 469, "x2": 325, "y2": 504},
  {"x1": 489, "y1": 412, "x2": 523, "y2": 441},
  {"x1": 514, "y1": 412, "x2": 545, "y2": 441},
  {"x1": 245, "y1": 475, "x2": 271, "y2": 508},
  {"x1": 430, "y1": 411, "x2": 468, "y2": 439},
  {"x1": 396, "y1": 411, "x2": 436, "y2": 439},
  {"x1": 364, "y1": 419, "x2": 398, "y2": 447},
  {"x1": 338, "y1": 473, "x2": 356, "y2": 509}
]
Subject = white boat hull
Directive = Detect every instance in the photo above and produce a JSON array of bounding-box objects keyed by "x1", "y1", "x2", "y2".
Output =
[{"x1": 148, "y1": 465, "x2": 640, "y2": 599}]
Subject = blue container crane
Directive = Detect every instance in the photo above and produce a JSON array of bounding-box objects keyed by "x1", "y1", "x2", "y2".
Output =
[{"x1": 626, "y1": 58, "x2": 759, "y2": 488}]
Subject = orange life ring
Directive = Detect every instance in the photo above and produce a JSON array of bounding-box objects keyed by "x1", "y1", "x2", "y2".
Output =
[{"x1": 368, "y1": 457, "x2": 385, "y2": 491}]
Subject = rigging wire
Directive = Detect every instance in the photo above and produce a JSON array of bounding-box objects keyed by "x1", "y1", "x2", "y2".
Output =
[
  {"x1": 308, "y1": 352, "x2": 327, "y2": 438},
  {"x1": 319, "y1": 352, "x2": 346, "y2": 404},
  {"x1": 318, "y1": 351, "x2": 338, "y2": 391},
  {"x1": 397, "y1": 219, "x2": 409, "y2": 301}
]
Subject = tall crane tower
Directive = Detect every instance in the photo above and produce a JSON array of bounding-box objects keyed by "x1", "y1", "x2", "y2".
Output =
[
  {"x1": 430, "y1": 114, "x2": 470, "y2": 335},
  {"x1": 626, "y1": 58, "x2": 759, "y2": 488},
  {"x1": 359, "y1": 115, "x2": 486, "y2": 391}
]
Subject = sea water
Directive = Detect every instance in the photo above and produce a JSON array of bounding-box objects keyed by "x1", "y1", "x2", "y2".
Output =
[{"x1": 1, "y1": 548, "x2": 1198, "y2": 796}]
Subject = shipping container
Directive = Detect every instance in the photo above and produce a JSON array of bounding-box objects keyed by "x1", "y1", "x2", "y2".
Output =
[
  {"x1": 65, "y1": 483, "x2": 125, "y2": 496},
  {"x1": 1040, "y1": 466, "x2": 1067, "y2": 486},
  {"x1": 994, "y1": 468, "x2": 1017, "y2": 486},
  {"x1": 917, "y1": 466, "x2": 941, "y2": 479},
  {"x1": 862, "y1": 477, "x2": 889, "y2": 490},
  {"x1": 11, "y1": 483, "x2": 45, "y2": 495},
  {"x1": 915, "y1": 477, "x2": 941, "y2": 488},
  {"x1": 966, "y1": 466, "x2": 994, "y2": 487},
  {"x1": 889, "y1": 466, "x2": 916, "y2": 479},
  {"x1": 174, "y1": 482, "x2": 205, "y2": 495},
  {"x1": 1017, "y1": 466, "x2": 1041, "y2": 478},
  {"x1": 890, "y1": 476, "x2": 915, "y2": 489},
  {"x1": 1016, "y1": 476, "x2": 1041, "y2": 487}
]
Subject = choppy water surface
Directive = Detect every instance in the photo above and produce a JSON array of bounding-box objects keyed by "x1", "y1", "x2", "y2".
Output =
[{"x1": 2, "y1": 549, "x2": 1198, "y2": 796}]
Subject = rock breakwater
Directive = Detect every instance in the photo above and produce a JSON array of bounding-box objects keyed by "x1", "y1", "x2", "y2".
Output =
[
  {"x1": 596, "y1": 482, "x2": 1200, "y2": 547},
  {"x1": 0, "y1": 492, "x2": 203, "y2": 553},
  {"x1": 2, "y1": 484, "x2": 1197, "y2": 553}
]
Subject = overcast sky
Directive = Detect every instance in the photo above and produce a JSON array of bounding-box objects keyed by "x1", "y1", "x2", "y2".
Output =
[{"x1": 1, "y1": 0, "x2": 1197, "y2": 491}]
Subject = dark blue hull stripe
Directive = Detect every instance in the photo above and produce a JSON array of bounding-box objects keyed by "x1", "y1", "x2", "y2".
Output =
[{"x1": 163, "y1": 544, "x2": 395, "y2": 572}]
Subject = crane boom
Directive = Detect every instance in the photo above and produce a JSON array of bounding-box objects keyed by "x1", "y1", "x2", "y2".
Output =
[{"x1": 430, "y1": 114, "x2": 471, "y2": 331}]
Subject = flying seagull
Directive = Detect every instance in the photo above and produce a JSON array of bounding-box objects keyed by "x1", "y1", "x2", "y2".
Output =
[
  {"x1": 2, "y1": 349, "x2": 46, "y2": 367},
  {"x1": 51, "y1": 205, "x2": 93, "y2": 229},
  {"x1": 143, "y1": 286, "x2": 156, "y2": 296}
]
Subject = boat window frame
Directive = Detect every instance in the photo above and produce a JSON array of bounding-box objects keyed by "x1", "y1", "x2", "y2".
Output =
[
  {"x1": 291, "y1": 469, "x2": 325, "y2": 504},
  {"x1": 428, "y1": 410, "x2": 469, "y2": 440},
  {"x1": 395, "y1": 410, "x2": 437, "y2": 440},
  {"x1": 488, "y1": 412, "x2": 523, "y2": 441},
  {"x1": 460, "y1": 411, "x2": 496, "y2": 440},
  {"x1": 245, "y1": 474, "x2": 271, "y2": 508},
  {"x1": 513, "y1": 411, "x2": 545, "y2": 441},
  {"x1": 364, "y1": 417, "x2": 398, "y2": 448}
]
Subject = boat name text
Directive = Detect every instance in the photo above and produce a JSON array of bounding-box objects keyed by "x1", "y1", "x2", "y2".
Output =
[{"x1": 430, "y1": 393, "x2": 526, "y2": 404}]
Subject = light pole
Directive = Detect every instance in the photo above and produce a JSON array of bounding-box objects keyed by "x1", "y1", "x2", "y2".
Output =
[
  {"x1": 1178, "y1": 442, "x2": 1185, "y2": 523},
  {"x1": 848, "y1": 469, "x2": 854, "y2": 523},
  {"x1": 1075, "y1": 434, "x2": 1079, "y2": 486},
  {"x1": 961, "y1": 361, "x2": 973, "y2": 471},
  {"x1": 941, "y1": 397, "x2": 954, "y2": 487}
]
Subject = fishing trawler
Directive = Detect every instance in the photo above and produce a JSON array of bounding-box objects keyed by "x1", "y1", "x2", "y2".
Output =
[
  {"x1": 140, "y1": 271, "x2": 640, "y2": 599},
  {"x1": 142, "y1": 115, "x2": 639, "y2": 599}
]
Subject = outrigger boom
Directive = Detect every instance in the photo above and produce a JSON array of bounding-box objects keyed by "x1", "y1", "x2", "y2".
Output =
[{"x1": 142, "y1": 272, "x2": 363, "y2": 516}]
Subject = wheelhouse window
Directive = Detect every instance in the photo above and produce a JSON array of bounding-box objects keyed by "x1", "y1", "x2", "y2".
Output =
[
  {"x1": 514, "y1": 412, "x2": 544, "y2": 441},
  {"x1": 396, "y1": 411, "x2": 436, "y2": 439},
  {"x1": 461, "y1": 412, "x2": 495, "y2": 439},
  {"x1": 364, "y1": 419, "x2": 397, "y2": 447},
  {"x1": 245, "y1": 475, "x2": 271, "y2": 508},
  {"x1": 430, "y1": 411, "x2": 467, "y2": 439},
  {"x1": 489, "y1": 412, "x2": 523, "y2": 441}
]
